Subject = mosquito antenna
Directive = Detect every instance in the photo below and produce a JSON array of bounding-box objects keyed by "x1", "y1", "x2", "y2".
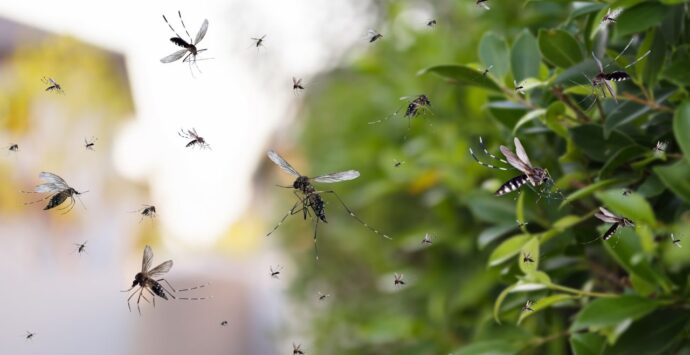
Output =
[
  {"x1": 266, "y1": 200, "x2": 302, "y2": 237},
  {"x1": 177, "y1": 11, "x2": 193, "y2": 44},
  {"x1": 77, "y1": 190, "x2": 89, "y2": 210}
]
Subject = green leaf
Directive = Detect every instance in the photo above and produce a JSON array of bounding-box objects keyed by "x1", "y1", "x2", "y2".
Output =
[
  {"x1": 478, "y1": 224, "x2": 516, "y2": 250},
  {"x1": 653, "y1": 160, "x2": 690, "y2": 203},
  {"x1": 598, "y1": 145, "x2": 647, "y2": 179},
  {"x1": 419, "y1": 65, "x2": 502, "y2": 92},
  {"x1": 488, "y1": 234, "x2": 531, "y2": 267},
  {"x1": 479, "y1": 32, "x2": 510, "y2": 78},
  {"x1": 571, "y1": 295, "x2": 658, "y2": 331},
  {"x1": 660, "y1": 45, "x2": 690, "y2": 87},
  {"x1": 511, "y1": 30, "x2": 541, "y2": 82},
  {"x1": 603, "y1": 310, "x2": 690, "y2": 355},
  {"x1": 637, "y1": 28, "x2": 665, "y2": 87},
  {"x1": 604, "y1": 88, "x2": 675, "y2": 138},
  {"x1": 455, "y1": 340, "x2": 519, "y2": 355},
  {"x1": 570, "y1": 124, "x2": 635, "y2": 162},
  {"x1": 595, "y1": 189, "x2": 656, "y2": 226},
  {"x1": 487, "y1": 101, "x2": 530, "y2": 129},
  {"x1": 570, "y1": 333, "x2": 606, "y2": 355},
  {"x1": 615, "y1": 2, "x2": 669, "y2": 38},
  {"x1": 518, "y1": 294, "x2": 576, "y2": 325},
  {"x1": 544, "y1": 102, "x2": 568, "y2": 138},
  {"x1": 513, "y1": 109, "x2": 546, "y2": 133},
  {"x1": 493, "y1": 281, "x2": 548, "y2": 323},
  {"x1": 673, "y1": 101, "x2": 690, "y2": 163},
  {"x1": 518, "y1": 237, "x2": 539, "y2": 275},
  {"x1": 466, "y1": 194, "x2": 518, "y2": 224},
  {"x1": 560, "y1": 178, "x2": 628, "y2": 207},
  {"x1": 537, "y1": 29, "x2": 582, "y2": 68}
]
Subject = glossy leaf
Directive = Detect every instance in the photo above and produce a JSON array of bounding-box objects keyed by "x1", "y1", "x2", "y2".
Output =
[
  {"x1": 571, "y1": 295, "x2": 658, "y2": 330},
  {"x1": 479, "y1": 32, "x2": 510, "y2": 78},
  {"x1": 511, "y1": 30, "x2": 541, "y2": 82},
  {"x1": 538, "y1": 29, "x2": 583, "y2": 68},
  {"x1": 419, "y1": 65, "x2": 502, "y2": 92}
]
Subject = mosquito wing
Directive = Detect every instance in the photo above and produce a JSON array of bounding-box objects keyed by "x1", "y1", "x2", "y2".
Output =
[
  {"x1": 267, "y1": 150, "x2": 301, "y2": 177},
  {"x1": 592, "y1": 52, "x2": 604, "y2": 72},
  {"x1": 499, "y1": 146, "x2": 531, "y2": 173},
  {"x1": 479, "y1": 2, "x2": 490, "y2": 10},
  {"x1": 598, "y1": 207, "x2": 619, "y2": 218},
  {"x1": 148, "y1": 260, "x2": 173, "y2": 277},
  {"x1": 142, "y1": 245, "x2": 154, "y2": 272},
  {"x1": 160, "y1": 49, "x2": 188, "y2": 63},
  {"x1": 312, "y1": 170, "x2": 360, "y2": 183},
  {"x1": 595, "y1": 207, "x2": 621, "y2": 223},
  {"x1": 36, "y1": 172, "x2": 70, "y2": 192},
  {"x1": 195, "y1": 19, "x2": 209, "y2": 44},
  {"x1": 512, "y1": 138, "x2": 533, "y2": 168}
]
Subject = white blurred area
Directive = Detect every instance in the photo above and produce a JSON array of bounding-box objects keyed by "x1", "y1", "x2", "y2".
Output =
[{"x1": 0, "y1": 0, "x2": 376, "y2": 354}]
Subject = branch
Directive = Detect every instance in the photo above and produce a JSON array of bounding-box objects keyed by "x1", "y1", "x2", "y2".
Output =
[{"x1": 552, "y1": 86, "x2": 591, "y2": 123}]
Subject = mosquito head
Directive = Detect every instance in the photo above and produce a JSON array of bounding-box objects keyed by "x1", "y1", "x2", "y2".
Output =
[
  {"x1": 131, "y1": 274, "x2": 142, "y2": 288},
  {"x1": 293, "y1": 176, "x2": 310, "y2": 191},
  {"x1": 622, "y1": 218, "x2": 635, "y2": 228}
]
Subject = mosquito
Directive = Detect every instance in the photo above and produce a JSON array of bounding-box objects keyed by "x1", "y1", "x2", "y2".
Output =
[
  {"x1": 318, "y1": 291, "x2": 330, "y2": 301},
  {"x1": 160, "y1": 11, "x2": 209, "y2": 74},
  {"x1": 74, "y1": 241, "x2": 88, "y2": 255},
  {"x1": 622, "y1": 189, "x2": 633, "y2": 196},
  {"x1": 266, "y1": 150, "x2": 390, "y2": 259},
  {"x1": 589, "y1": 42, "x2": 651, "y2": 103},
  {"x1": 427, "y1": 19, "x2": 437, "y2": 27},
  {"x1": 394, "y1": 273, "x2": 405, "y2": 287},
  {"x1": 368, "y1": 95, "x2": 432, "y2": 129},
  {"x1": 270, "y1": 265, "x2": 283, "y2": 279},
  {"x1": 522, "y1": 252, "x2": 534, "y2": 263},
  {"x1": 293, "y1": 343, "x2": 305, "y2": 355},
  {"x1": 599, "y1": 8, "x2": 622, "y2": 32},
  {"x1": 25, "y1": 331, "x2": 36, "y2": 341},
  {"x1": 481, "y1": 65, "x2": 494, "y2": 76},
  {"x1": 516, "y1": 220, "x2": 529, "y2": 228},
  {"x1": 221, "y1": 320, "x2": 229, "y2": 326},
  {"x1": 251, "y1": 35, "x2": 266, "y2": 48},
  {"x1": 653, "y1": 140, "x2": 668, "y2": 158},
  {"x1": 368, "y1": 29, "x2": 383, "y2": 43},
  {"x1": 42, "y1": 77, "x2": 63, "y2": 94},
  {"x1": 470, "y1": 137, "x2": 553, "y2": 197},
  {"x1": 24, "y1": 172, "x2": 87, "y2": 213},
  {"x1": 421, "y1": 233, "x2": 433, "y2": 245},
  {"x1": 670, "y1": 234, "x2": 682, "y2": 248},
  {"x1": 594, "y1": 207, "x2": 635, "y2": 241},
  {"x1": 122, "y1": 245, "x2": 176, "y2": 315},
  {"x1": 476, "y1": 0, "x2": 490, "y2": 10},
  {"x1": 179, "y1": 128, "x2": 210, "y2": 149},
  {"x1": 514, "y1": 80, "x2": 525, "y2": 94},
  {"x1": 8, "y1": 144, "x2": 19, "y2": 153},
  {"x1": 393, "y1": 159, "x2": 405, "y2": 167},
  {"x1": 134, "y1": 205, "x2": 157, "y2": 222},
  {"x1": 521, "y1": 300, "x2": 534, "y2": 312},
  {"x1": 292, "y1": 77, "x2": 305, "y2": 92},
  {"x1": 84, "y1": 137, "x2": 97, "y2": 151}
]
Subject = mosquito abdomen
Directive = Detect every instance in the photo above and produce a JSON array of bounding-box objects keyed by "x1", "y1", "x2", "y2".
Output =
[
  {"x1": 151, "y1": 280, "x2": 169, "y2": 300},
  {"x1": 44, "y1": 191, "x2": 69, "y2": 210},
  {"x1": 495, "y1": 175, "x2": 529, "y2": 196},
  {"x1": 604, "y1": 71, "x2": 630, "y2": 82}
]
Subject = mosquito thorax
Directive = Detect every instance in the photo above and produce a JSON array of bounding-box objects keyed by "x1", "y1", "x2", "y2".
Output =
[
  {"x1": 293, "y1": 176, "x2": 310, "y2": 191},
  {"x1": 528, "y1": 168, "x2": 549, "y2": 186}
]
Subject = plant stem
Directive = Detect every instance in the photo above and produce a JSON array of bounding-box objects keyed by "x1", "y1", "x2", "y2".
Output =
[
  {"x1": 551, "y1": 86, "x2": 591, "y2": 123},
  {"x1": 547, "y1": 282, "x2": 618, "y2": 298}
]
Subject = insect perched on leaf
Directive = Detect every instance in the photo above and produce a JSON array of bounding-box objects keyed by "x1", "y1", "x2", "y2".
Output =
[
  {"x1": 394, "y1": 273, "x2": 405, "y2": 287},
  {"x1": 84, "y1": 137, "x2": 98, "y2": 151},
  {"x1": 599, "y1": 8, "x2": 622, "y2": 32},
  {"x1": 220, "y1": 320, "x2": 228, "y2": 326},
  {"x1": 292, "y1": 77, "x2": 305, "y2": 92},
  {"x1": 481, "y1": 65, "x2": 494, "y2": 76},
  {"x1": 122, "y1": 245, "x2": 176, "y2": 315},
  {"x1": 521, "y1": 300, "x2": 534, "y2": 312},
  {"x1": 133, "y1": 205, "x2": 157, "y2": 222},
  {"x1": 265, "y1": 150, "x2": 390, "y2": 259},
  {"x1": 476, "y1": 0, "x2": 490, "y2": 10},
  {"x1": 588, "y1": 42, "x2": 651, "y2": 103},
  {"x1": 522, "y1": 252, "x2": 534, "y2": 263},
  {"x1": 270, "y1": 265, "x2": 283, "y2": 279},
  {"x1": 293, "y1": 343, "x2": 305, "y2": 355},
  {"x1": 594, "y1": 207, "x2": 634, "y2": 241},
  {"x1": 427, "y1": 19, "x2": 437, "y2": 27},
  {"x1": 160, "y1": 11, "x2": 209, "y2": 74},
  {"x1": 367, "y1": 29, "x2": 383, "y2": 43},
  {"x1": 74, "y1": 241, "x2": 88, "y2": 255},
  {"x1": 670, "y1": 234, "x2": 682, "y2": 248},
  {"x1": 421, "y1": 233, "x2": 433, "y2": 245},
  {"x1": 179, "y1": 128, "x2": 210, "y2": 149},
  {"x1": 42, "y1": 77, "x2": 64, "y2": 94},
  {"x1": 25, "y1": 331, "x2": 36, "y2": 341},
  {"x1": 24, "y1": 172, "x2": 87, "y2": 213},
  {"x1": 251, "y1": 34, "x2": 266, "y2": 48},
  {"x1": 318, "y1": 291, "x2": 330, "y2": 301},
  {"x1": 470, "y1": 137, "x2": 553, "y2": 197}
]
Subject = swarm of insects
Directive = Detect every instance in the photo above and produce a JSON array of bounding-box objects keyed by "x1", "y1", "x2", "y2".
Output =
[
  {"x1": 587, "y1": 41, "x2": 650, "y2": 103},
  {"x1": 421, "y1": 233, "x2": 433, "y2": 245},
  {"x1": 24, "y1": 172, "x2": 87, "y2": 213},
  {"x1": 318, "y1": 291, "x2": 330, "y2": 301},
  {"x1": 25, "y1": 331, "x2": 36, "y2": 341},
  {"x1": 270, "y1": 265, "x2": 283, "y2": 279},
  {"x1": 293, "y1": 343, "x2": 305, "y2": 355},
  {"x1": 84, "y1": 137, "x2": 98, "y2": 151},
  {"x1": 266, "y1": 150, "x2": 390, "y2": 259},
  {"x1": 251, "y1": 35, "x2": 266, "y2": 48},
  {"x1": 522, "y1": 252, "x2": 534, "y2": 263},
  {"x1": 160, "y1": 11, "x2": 209, "y2": 74},
  {"x1": 179, "y1": 128, "x2": 210, "y2": 149},
  {"x1": 594, "y1": 207, "x2": 635, "y2": 241},
  {"x1": 42, "y1": 77, "x2": 63, "y2": 94},
  {"x1": 476, "y1": 0, "x2": 490, "y2": 10},
  {"x1": 394, "y1": 273, "x2": 405, "y2": 287},
  {"x1": 134, "y1": 205, "x2": 157, "y2": 222},
  {"x1": 521, "y1": 300, "x2": 534, "y2": 312},
  {"x1": 599, "y1": 8, "x2": 622, "y2": 32},
  {"x1": 470, "y1": 137, "x2": 553, "y2": 197},
  {"x1": 427, "y1": 19, "x2": 437, "y2": 27},
  {"x1": 292, "y1": 77, "x2": 305, "y2": 92},
  {"x1": 367, "y1": 29, "x2": 383, "y2": 43},
  {"x1": 74, "y1": 241, "x2": 88, "y2": 255}
]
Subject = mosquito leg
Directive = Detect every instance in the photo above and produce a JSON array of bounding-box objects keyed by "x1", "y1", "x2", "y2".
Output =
[
  {"x1": 22, "y1": 194, "x2": 52, "y2": 205},
  {"x1": 157, "y1": 278, "x2": 177, "y2": 294},
  {"x1": 144, "y1": 288, "x2": 156, "y2": 307},
  {"x1": 313, "y1": 217, "x2": 320, "y2": 260},
  {"x1": 469, "y1": 140, "x2": 510, "y2": 171},
  {"x1": 136, "y1": 288, "x2": 145, "y2": 316},
  {"x1": 266, "y1": 200, "x2": 303, "y2": 237},
  {"x1": 176, "y1": 282, "x2": 210, "y2": 292},
  {"x1": 478, "y1": 137, "x2": 509, "y2": 165},
  {"x1": 177, "y1": 11, "x2": 193, "y2": 43},
  {"x1": 316, "y1": 190, "x2": 391, "y2": 240},
  {"x1": 162, "y1": 14, "x2": 183, "y2": 39},
  {"x1": 126, "y1": 288, "x2": 139, "y2": 312}
]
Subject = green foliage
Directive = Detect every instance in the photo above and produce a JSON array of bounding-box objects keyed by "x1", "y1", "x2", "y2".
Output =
[{"x1": 276, "y1": 1, "x2": 690, "y2": 354}]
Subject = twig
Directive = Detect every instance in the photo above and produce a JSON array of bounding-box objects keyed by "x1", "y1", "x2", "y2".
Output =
[
  {"x1": 620, "y1": 92, "x2": 673, "y2": 112},
  {"x1": 552, "y1": 86, "x2": 591, "y2": 123}
]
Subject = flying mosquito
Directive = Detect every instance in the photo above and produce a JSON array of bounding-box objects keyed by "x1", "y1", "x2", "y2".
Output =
[
  {"x1": 25, "y1": 331, "x2": 36, "y2": 341},
  {"x1": 84, "y1": 137, "x2": 98, "y2": 151},
  {"x1": 517, "y1": 220, "x2": 529, "y2": 228},
  {"x1": 6, "y1": 144, "x2": 19, "y2": 153},
  {"x1": 266, "y1": 150, "x2": 390, "y2": 259},
  {"x1": 292, "y1": 77, "x2": 305, "y2": 92},
  {"x1": 251, "y1": 35, "x2": 266, "y2": 48},
  {"x1": 74, "y1": 241, "x2": 88, "y2": 255},
  {"x1": 514, "y1": 80, "x2": 525, "y2": 94},
  {"x1": 427, "y1": 19, "x2": 437, "y2": 27},
  {"x1": 179, "y1": 128, "x2": 210, "y2": 149},
  {"x1": 160, "y1": 11, "x2": 209, "y2": 74},
  {"x1": 670, "y1": 234, "x2": 682, "y2": 248},
  {"x1": 122, "y1": 245, "x2": 176, "y2": 315},
  {"x1": 470, "y1": 137, "x2": 552, "y2": 197},
  {"x1": 594, "y1": 207, "x2": 635, "y2": 241},
  {"x1": 522, "y1": 252, "x2": 534, "y2": 263},
  {"x1": 318, "y1": 291, "x2": 330, "y2": 301},
  {"x1": 476, "y1": 0, "x2": 491, "y2": 10},
  {"x1": 589, "y1": 42, "x2": 651, "y2": 103},
  {"x1": 24, "y1": 172, "x2": 87, "y2": 213},
  {"x1": 394, "y1": 273, "x2": 405, "y2": 287},
  {"x1": 481, "y1": 65, "x2": 494, "y2": 76},
  {"x1": 42, "y1": 77, "x2": 63, "y2": 94},
  {"x1": 368, "y1": 29, "x2": 383, "y2": 43},
  {"x1": 393, "y1": 159, "x2": 405, "y2": 167},
  {"x1": 654, "y1": 140, "x2": 668, "y2": 157},
  {"x1": 622, "y1": 189, "x2": 633, "y2": 196},
  {"x1": 270, "y1": 265, "x2": 283, "y2": 279},
  {"x1": 421, "y1": 233, "x2": 433, "y2": 245},
  {"x1": 521, "y1": 300, "x2": 534, "y2": 312},
  {"x1": 221, "y1": 320, "x2": 229, "y2": 326},
  {"x1": 293, "y1": 343, "x2": 305, "y2": 355},
  {"x1": 368, "y1": 94, "x2": 432, "y2": 128},
  {"x1": 133, "y1": 205, "x2": 157, "y2": 222},
  {"x1": 599, "y1": 8, "x2": 622, "y2": 32}
]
